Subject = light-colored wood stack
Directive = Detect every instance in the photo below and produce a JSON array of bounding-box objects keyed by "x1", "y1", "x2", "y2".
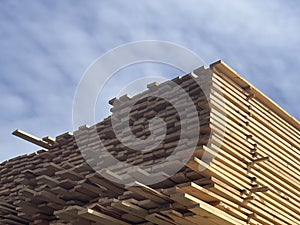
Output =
[
  {"x1": 0, "y1": 61, "x2": 299, "y2": 225},
  {"x1": 181, "y1": 61, "x2": 300, "y2": 225}
]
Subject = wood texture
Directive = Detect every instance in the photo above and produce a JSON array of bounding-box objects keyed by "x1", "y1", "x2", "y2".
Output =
[{"x1": 0, "y1": 61, "x2": 298, "y2": 225}]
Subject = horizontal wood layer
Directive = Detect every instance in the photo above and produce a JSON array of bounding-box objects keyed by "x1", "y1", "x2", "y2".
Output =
[{"x1": 0, "y1": 61, "x2": 298, "y2": 225}]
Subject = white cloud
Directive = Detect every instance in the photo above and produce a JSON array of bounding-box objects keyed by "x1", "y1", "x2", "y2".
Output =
[{"x1": 0, "y1": 0, "x2": 299, "y2": 161}]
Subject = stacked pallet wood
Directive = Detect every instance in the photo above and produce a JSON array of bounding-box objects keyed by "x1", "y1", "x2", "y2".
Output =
[{"x1": 0, "y1": 60, "x2": 299, "y2": 225}]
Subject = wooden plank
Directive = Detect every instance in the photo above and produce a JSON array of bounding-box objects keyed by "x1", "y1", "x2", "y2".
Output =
[
  {"x1": 12, "y1": 129, "x2": 52, "y2": 149},
  {"x1": 78, "y1": 208, "x2": 130, "y2": 225}
]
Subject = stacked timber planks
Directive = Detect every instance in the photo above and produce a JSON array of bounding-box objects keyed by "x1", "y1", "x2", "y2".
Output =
[{"x1": 0, "y1": 60, "x2": 299, "y2": 225}]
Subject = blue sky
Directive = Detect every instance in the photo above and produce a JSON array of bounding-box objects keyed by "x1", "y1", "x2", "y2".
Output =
[{"x1": 0, "y1": 0, "x2": 299, "y2": 162}]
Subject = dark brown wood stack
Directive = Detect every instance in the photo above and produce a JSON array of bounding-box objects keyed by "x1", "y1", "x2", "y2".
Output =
[{"x1": 0, "y1": 61, "x2": 299, "y2": 225}]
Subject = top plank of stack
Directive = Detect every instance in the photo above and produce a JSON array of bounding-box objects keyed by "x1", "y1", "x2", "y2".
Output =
[{"x1": 0, "y1": 60, "x2": 299, "y2": 225}]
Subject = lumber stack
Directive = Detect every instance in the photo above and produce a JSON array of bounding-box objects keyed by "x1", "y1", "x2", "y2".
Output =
[{"x1": 0, "y1": 60, "x2": 299, "y2": 225}]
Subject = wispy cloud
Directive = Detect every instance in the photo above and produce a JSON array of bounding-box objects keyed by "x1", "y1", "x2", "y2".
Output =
[{"x1": 0, "y1": 0, "x2": 299, "y2": 161}]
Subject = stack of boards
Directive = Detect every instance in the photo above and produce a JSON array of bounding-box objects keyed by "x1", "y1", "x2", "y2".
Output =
[{"x1": 0, "y1": 61, "x2": 299, "y2": 225}]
